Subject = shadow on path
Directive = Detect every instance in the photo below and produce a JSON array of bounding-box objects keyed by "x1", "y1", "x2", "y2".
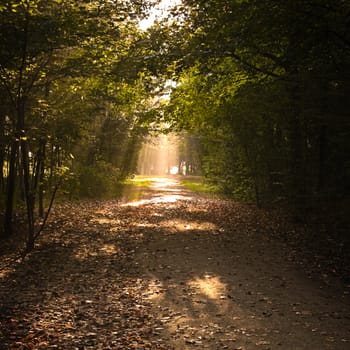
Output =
[
  {"x1": 128, "y1": 177, "x2": 350, "y2": 349},
  {"x1": 0, "y1": 176, "x2": 349, "y2": 349}
]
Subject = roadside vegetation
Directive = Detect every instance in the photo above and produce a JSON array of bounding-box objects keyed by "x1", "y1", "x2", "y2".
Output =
[
  {"x1": 180, "y1": 176, "x2": 222, "y2": 198},
  {"x1": 0, "y1": 0, "x2": 349, "y2": 269}
]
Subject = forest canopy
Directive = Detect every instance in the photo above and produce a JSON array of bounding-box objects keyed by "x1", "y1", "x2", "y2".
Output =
[
  {"x1": 1, "y1": 0, "x2": 350, "y2": 249},
  {"x1": 163, "y1": 0, "x2": 350, "y2": 212}
]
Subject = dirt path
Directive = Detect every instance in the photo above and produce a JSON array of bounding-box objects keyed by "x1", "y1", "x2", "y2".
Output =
[
  {"x1": 131, "y1": 177, "x2": 350, "y2": 349},
  {"x1": 0, "y1": 176, "x2": 349, "y2": 349}
]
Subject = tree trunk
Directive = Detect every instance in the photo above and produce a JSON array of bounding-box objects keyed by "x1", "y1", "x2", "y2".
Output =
[
  {"x1": 38, "y1": 140, "x2": 46, "y2": 218},
  {"x1": 0, "y1": 148, "x2": 4, "y2": 194},
  {"x1": 2, "y1": 140, "x2": 18, "y2": 239},
  {"x1": 17, "y1": 96, "x2": 35, "y2": 251},
  {"x1": 0, "y1": 115, "x2": 5, "y2": 193},
  {"x1": 21, "y1": 136, "x2": 35, "y2": 251}
]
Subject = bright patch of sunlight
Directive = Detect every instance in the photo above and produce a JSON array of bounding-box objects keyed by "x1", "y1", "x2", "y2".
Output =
[
  {"x1": 121, "y1": 194, "x2": 189, "y2": 206},
  {"x1": 160, "y1": 79, "x2": 177, "y2": 101},
  {"x1": 189, "y1": 275, "x2": 227, "y2": 300},
  {"x1": 139, "y1": 0, "x2": 182, "y2": 30},
  {"x1": 170, "y1": 166, "x2": 179, "y2": 174},
  {"x1": 0, "y1": 269, "x2": 12, "y2": 279},
  {"x1": 161, "y1": 219, "x2": 219, "y2": 233},
  {"x1": 99, "y1": 244, "x2": 119, "y2": 255},
  {"x1": 137, "y1": 134, "x2": 179, "y2": 176},
  {"x1": 135, "y1": 222, "x2": 157, "y2": 228},
  {"x1": 151, "y1": 177, "x2": 178, "y2": 188},
  {"x1": 121, "y1": 176, "x2": 197, "y2": 206},
  {"x1": 90, "y1": 217, "x2": 120, "y2": 225}
]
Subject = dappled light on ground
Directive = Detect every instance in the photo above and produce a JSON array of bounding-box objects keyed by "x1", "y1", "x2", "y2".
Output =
[
  {"x1": 144, "y1": 279, "x2": 166, "y2": 302},
  {"x1": 121, "y1": 176, "x2": 196, "y2": 207},
  {"x1": 90, "y1": 217, "x2": 120, "y2": 225},
  {"x1": 150, "y1": 177, "x2": 179, "y2": 188},
  {"x1": 160, "y1": 218, "x2": 219, "y2": 233},
  {"x1": 188, "y1": 275, "x2": 227, "y2": 301},
  {"x1": 122, "y1": 194, "x2": 189, "y2": 206},
  {"x1": 99, "y1": 243, "x2": 119, "y2": 256},
  {"x1": 1, "y1": 177, "x2": 350, "y2": 349}
]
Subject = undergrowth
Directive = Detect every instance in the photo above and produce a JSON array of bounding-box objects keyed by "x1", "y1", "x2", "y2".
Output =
[{"x1": 180, "y1": 176, "x2": 222, "y2": 198}]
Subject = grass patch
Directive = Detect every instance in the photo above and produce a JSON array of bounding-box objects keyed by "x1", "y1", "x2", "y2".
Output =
[
  {"x1": 114, "y1": 176, "x2": 153, "y2": 201},
  {"x1": 180, "y1": 176, "x2": 221, "y2": 197},
  {"x1": 121, "y1": 177, "x2": 152, "y2": 188}
]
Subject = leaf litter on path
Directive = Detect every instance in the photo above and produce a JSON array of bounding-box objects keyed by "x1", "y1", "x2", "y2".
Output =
[{"x1": 1, "y1": 177, "x2": 350, "y2": 349}]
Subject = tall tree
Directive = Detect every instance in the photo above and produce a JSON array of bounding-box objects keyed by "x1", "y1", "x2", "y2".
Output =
[
  {"x1": 0, "y1": 0, "x2": 153, "y2": 247},
  {"x1": 163, "y1": 0, "x2": 350, "y2": 213}
]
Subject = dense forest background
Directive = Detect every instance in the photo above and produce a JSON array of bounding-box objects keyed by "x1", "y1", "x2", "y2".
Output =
[{"x1": 1, "y1": 0, "x2": 350, "y2": 251}]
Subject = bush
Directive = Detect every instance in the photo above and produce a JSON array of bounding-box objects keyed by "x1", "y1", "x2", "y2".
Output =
[{"x1": 77, "y1": 161, "x2": 122, "y2": 198}]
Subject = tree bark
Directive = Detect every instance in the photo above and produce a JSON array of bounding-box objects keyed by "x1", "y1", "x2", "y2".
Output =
[
  {"x1": 38, "y1": 140, "x2": 46, "y2": 218},
  {"x1": 2, "y1": 140, "x2": 18, "y2": 239},
  {"x1": 21, "y1": 137, "x2": 35, "y2": 251}
]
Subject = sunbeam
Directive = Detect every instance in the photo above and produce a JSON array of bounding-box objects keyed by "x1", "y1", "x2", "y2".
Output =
[{"x1": 137, "y1": 134, "x2": 179, "y2": 176}]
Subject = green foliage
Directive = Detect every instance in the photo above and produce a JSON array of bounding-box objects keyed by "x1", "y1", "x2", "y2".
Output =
[
  {"x1": 122, "y1": 177, "x2": 152, "y2": 188},
  {"x1": 0, "y1": 0, "x2": 158, "y2": 242},
  {"x1": 163, "y1": 0, "x2": 350, "y2": 215},
  {"x1": 180, "y1": 177, "x2": 221, "y2": 197},
  {"x1": 1, "y1": 0, "x2": 349, "y2": 244},
  {"x1": 75, "y1": 161, "x2": 122, "y2": 198},
  {"x1": 113, "y1": 176, "x2": 152, "y2": 201}
]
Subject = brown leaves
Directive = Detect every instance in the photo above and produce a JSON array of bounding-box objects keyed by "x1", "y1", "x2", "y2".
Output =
[
  {"x1": 0, "y1": 200, "x2": 171, "y2": 349},
  {"x1": 1, "y1": 178, "x2": 350, "y2": 349}
]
